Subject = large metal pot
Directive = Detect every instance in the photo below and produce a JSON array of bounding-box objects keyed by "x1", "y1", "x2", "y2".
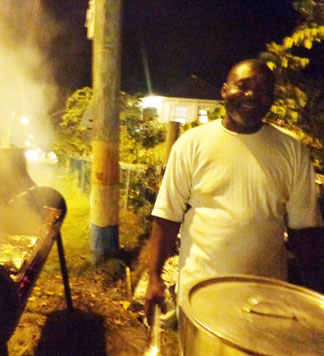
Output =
[{"x1": 179, "y1": 275, "x2": 324, "y2": 355}]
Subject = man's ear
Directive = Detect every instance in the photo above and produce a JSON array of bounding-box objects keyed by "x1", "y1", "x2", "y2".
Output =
[{"x1": 221, "y1": 83, "x2": 227, "y2": 99}]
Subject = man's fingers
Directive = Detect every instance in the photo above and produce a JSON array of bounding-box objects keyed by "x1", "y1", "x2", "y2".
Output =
[
  {"x1": 145, "y1": 295, "x2": 167, "y2": 326},
  {"x1": 144, "y1": 299, "x2": 155, "y2": 326},
  {"x1": 145, "y1": 299, "x2": 160, "y2": 326},
  {"x1": 160, "y1": 301, "x2": 167, "y2": 315},
  {"x1": 144, "y1": 278, "x2": 167, "y2": 325}
]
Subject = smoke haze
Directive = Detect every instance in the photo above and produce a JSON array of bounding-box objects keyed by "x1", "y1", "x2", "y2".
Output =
[{"x1": 0, "y1": 1, "x2": 63, "y2": 150}]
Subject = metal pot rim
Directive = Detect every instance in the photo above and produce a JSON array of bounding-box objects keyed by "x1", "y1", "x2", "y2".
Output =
[{"x1": 181, "y1": 274, "x2": 324, "y2": 355}]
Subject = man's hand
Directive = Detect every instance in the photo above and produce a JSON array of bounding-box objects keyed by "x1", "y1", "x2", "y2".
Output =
[
  {"x1": 145, "y1": 275, "x2": 167, "y2": 326},
  {"x1": 144, "y1": 217, "x2": 181, "y2": 325}
]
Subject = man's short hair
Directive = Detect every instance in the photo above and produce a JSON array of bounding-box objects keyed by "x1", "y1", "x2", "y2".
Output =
[{"x1": 227, "y1": 59, "x2": 275, "y2": 87}]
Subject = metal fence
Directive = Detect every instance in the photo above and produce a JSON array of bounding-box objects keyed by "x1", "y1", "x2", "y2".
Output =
[
  {"x1": 68, "y1": 157, "x2": 91, "y2": 194},
  {"x1": 65, "y1": 157, "x2": 161, "y2": 211}
]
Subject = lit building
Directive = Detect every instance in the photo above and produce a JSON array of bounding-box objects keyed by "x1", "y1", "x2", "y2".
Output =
[
  {"x1": 81, "y1": 75, "x2": 223, "y2": 132},
  {"x1": 142, "y1": 75, "x2": 222, "y2": 124}
]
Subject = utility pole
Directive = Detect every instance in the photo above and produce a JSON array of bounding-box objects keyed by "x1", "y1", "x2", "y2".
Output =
[{"x1": 90, "y1": 0, "x2": 123, "y2": 262}]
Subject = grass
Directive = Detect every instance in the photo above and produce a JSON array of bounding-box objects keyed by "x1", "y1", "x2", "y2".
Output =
[
  {"x1": 42, "y1": 173, "x2": 149, "y2": 279},
  {"x1": 41, "y1": 174, "x2": 92, "y2": 276}
]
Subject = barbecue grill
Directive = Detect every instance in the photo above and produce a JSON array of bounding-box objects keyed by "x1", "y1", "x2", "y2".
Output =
[{"x1": 0, "y1": 148, "x2": 73, "y2": 354}]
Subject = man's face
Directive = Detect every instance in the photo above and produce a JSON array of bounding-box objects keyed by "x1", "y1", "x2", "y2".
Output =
[{"x1": 221, "y1": 62, "x2": 274, "y2": 132}]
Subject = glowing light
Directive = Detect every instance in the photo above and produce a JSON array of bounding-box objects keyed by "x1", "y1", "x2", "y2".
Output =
[
  {"x1": 25, "y1": 140, "x2": 31, "y2": 146},
  {"x1": 144, "y1": 346, "x2": 159, "y2": 356},
  {"x1": 198, "y1": 116, "x2": 208, "y2": 124},
  {"x1": 12, "y1": 257, "x2": 23, "y2": 270},
  {"x1": 174, "y1": 118, "x2": 186, "y2": 124},
  {"x1": 198, "y1": 109, "x2": 209, "y2": 124},
  {"x1": 28, "y1": 134, "x2": 34, "y2": 139},
  {"x1": 25, "y1": 149, "x2": 39, "y2": 160},
  {"x1": 48, "y1": 151, "x2": 57, "y2": 161},
  {"x1": 142, "y1": 96, "x2": 163, "y2": 111},
  {"x1": 20, "y1": 116, "x2": 30, "y2": 125}
]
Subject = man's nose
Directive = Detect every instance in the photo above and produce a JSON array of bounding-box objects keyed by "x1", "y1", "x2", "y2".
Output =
[{"x1": 245, "y1": 89, "x2": 255, "y2": 98}]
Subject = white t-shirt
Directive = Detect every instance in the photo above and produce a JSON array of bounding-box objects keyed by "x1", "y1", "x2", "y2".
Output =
[{"x1": 152, "y1": 120, "x2": 323, "y2": 304}]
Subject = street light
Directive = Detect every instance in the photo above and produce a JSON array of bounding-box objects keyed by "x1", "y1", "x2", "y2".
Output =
[{"x1": 20, "y1": 116, "x2": 30, "y2": 126}]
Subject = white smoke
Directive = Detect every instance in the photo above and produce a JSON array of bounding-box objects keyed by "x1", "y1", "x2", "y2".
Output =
[{"x1": 0, "y1": 1, "x2": 63, "y2": 150}]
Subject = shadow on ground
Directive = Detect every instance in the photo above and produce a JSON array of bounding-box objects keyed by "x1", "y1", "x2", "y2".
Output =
[{"x1": 34, "y1": 309, "x2": 107, "y2": 356}]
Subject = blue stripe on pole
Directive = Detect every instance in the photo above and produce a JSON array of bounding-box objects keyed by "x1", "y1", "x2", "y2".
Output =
[{"x1": 91, "y1": 224, "x2": 119, "y2": 261}]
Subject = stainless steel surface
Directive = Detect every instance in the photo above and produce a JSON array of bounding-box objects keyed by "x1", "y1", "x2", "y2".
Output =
[
  {"x1": 144, "y1": 305, "x2": 161, "y2": 356},
  {"x1": 180, "y1": 275, "x2": 324, "y2": 355}
]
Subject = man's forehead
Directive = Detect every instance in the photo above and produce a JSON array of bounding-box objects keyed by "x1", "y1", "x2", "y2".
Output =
[{"x1": 227, "y1": 62, "x2": 269, "y2": 83}]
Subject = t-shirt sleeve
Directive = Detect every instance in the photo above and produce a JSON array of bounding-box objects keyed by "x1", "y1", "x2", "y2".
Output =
[
  {"x1": 152, "y1": 136, "x2": 192, "y2": 222},
  {"x1": 286, "y1": 143, "x2": 323, "y2": 229}
]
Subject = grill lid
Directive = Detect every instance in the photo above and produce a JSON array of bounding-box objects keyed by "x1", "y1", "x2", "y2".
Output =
[{"x1": 185, "y1": 275, "x2": 324, "y2": 355}]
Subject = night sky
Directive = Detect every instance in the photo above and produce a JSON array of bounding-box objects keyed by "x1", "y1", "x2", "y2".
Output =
[{"x1": 45, "y1": 0, "x2": 303, "y2": 96}]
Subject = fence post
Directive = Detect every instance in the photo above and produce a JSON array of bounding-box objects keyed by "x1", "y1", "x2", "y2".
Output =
[{"x1": 123, "y1": 169, "x2": 132, "y2": 211}]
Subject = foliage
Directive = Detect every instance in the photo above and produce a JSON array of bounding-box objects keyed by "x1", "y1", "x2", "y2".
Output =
[
  {"x1": 180, "y1": 102, "x2": 226, "y2": 135},
  {"x1": 209, "y1": 102, "x2": 226, "y2": 121},
  {"x1": 120, "y1": 92, "x2": 166, "y2": 164},
  {"x1": 263, "y1": 1, "x2": 324, "y2": 73},
  {"x1": 297, "y1": 78, "x2": 324, "y2": 140},
  {"x1": 119, "y1": 125, "x2": 165, "y2": 165},
  {"x1": 259, "y1": 0, "x2": 324, "y2": 164},
  {"x1": 53, "y1": 87, "x2": 93, "y2": 158},
  {"x1": 54, "y1": 89, "x2": 166, "y2": 225},
  {"x1": 121, "y1": 99, "x2": 165, "y2": 149},
  {"x1": 124, "y1": 165, "x2": 161, "y2": 207},
  {"x1": 54, "y1": 89, "x2": 166, "y2": 166},
  {"x1": 293, "y1": 0, "x2": 324, "y2": 25},
  {"x1": 117, "y1": 93, "x2": 165, "y2": 229},
  {"x1": 119, "y1": 164, "x2": 162, "y2": 237}
]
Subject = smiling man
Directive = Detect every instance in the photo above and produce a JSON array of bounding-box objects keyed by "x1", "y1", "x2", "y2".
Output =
[
  {"x1": 145, "y1": 59, "x2": 324, "y2": 325},
  {"x1": 221, "y1": 59, "x2": 275, "y2": 133}
]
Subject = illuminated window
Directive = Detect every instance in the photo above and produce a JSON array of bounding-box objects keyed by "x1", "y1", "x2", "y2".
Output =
[
  {"x1": 198, "y1": 109, "x2": 208, "y2": 124},
  {"x1": 175, "y1": 106, "x2": 187, "y2": 123}
]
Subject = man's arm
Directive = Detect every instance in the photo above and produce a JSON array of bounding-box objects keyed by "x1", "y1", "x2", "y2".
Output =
[
  {"x1": 144, "y1": 217, "x2": 181, "y2": 325},
  {"x1": 287, "y1": 227, "x2": 324, "y2": 293}
]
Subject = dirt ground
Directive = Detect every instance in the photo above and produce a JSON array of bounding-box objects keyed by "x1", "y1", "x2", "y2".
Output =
[
  {"x1": 8, "y1": 264, "x2": 179, "y2": 356},
  {"x1": 5, "y1": 172, "x2": 179, "y2": 356}
]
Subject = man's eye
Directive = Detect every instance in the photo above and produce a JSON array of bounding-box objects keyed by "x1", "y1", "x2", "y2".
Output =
[{"x1": 237, "y1": 83, "x2": 249, "y2": 91}]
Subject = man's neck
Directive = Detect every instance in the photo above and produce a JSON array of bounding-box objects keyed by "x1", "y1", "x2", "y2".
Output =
[{"x1": 222, "y1": 115, "x2": 263, "y2": 134}]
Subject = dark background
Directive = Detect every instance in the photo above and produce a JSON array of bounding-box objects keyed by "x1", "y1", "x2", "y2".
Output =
[{"x1": 44, "y1": 0, "x2": 306, "y2": 95}]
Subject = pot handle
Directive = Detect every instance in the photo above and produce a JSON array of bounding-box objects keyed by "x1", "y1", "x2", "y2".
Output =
[{"x1": 241, "y1": 301, "x2": 298, "y2": 320}]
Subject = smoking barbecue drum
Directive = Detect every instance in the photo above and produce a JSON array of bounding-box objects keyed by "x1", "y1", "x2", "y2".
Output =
[{"x1": 0, "y1": 149, "x2": 73, "y2": 353}]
